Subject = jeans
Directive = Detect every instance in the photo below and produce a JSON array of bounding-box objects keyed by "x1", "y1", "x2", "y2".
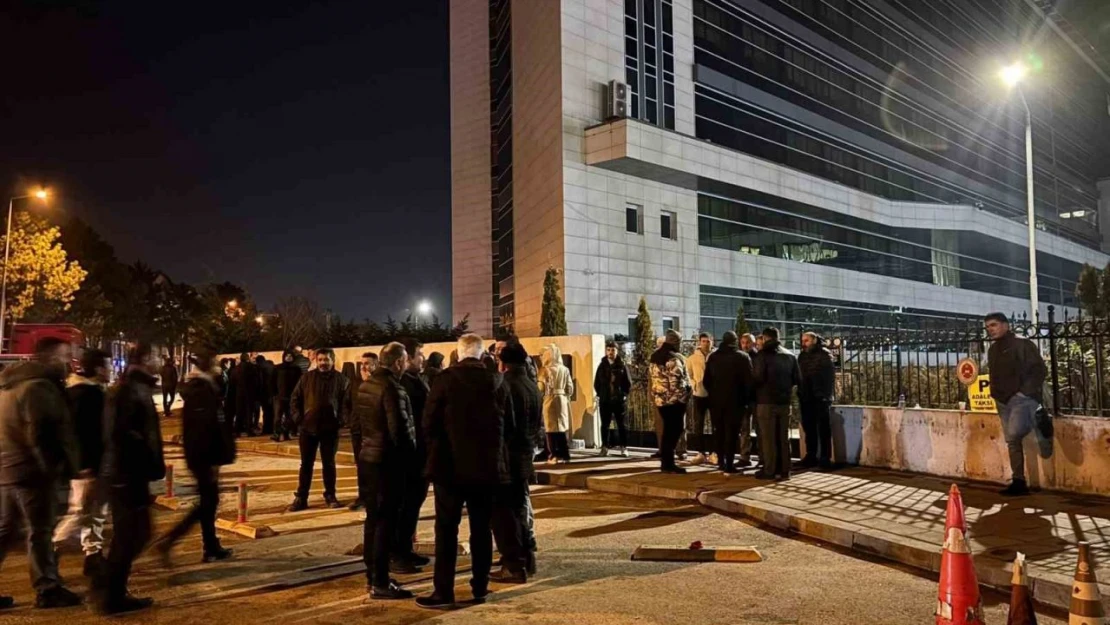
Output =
[
  {"x1": 690, "y1": 396, "x2": 711, "y2": 453},
  {"x1": 756, "y1": 404, "x2": 792, "y2": 477},
  {"x1": 103, "y1": 484, "x2": 151, "y2": 602},
  {"x1": 998, "y1": 393, "x2": 1038, "y2": 483},
  {"x1": 0, "y1": 482, "x2": 62, "y2": 591},
  {"x1": 432, "y1": 484, "x2": 494, "y2": 601},
  {"x1": 162, "y1": 388, "x2": 177, "y2": 415},
  {"x1": 361, "y1": 461, "x2": 403, "y2": 588},
  {"x1": 296, "y1": 430, "x2": 339, "y2": 499},
  {"x1": 658, "y1": 403, "x2": 687, "y2": 469},
  {"x1": 163, "y1": 466, "x2": 220, "y2": 553},
  {"x1": 491, "y1": 481, "x2": 528, "y2": 572},
  {"x1": 800, "y1": 398, "x2": 833, "y2": 465},
  {"x1": 599, "y1": 400, "x2": 628, "y2": 449},
  {"x1": 54, "y1": 477, "x2": 106, "y2": 556}
]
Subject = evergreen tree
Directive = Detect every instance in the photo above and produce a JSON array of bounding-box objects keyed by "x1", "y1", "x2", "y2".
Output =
[
  {"x1": 734, "y1": 304, "x2": 750, "y2": 335},
  {"x1": 540, "y1": 266, "x2": 568, "y2": 336},
  {"x1": 634, "y1": 296, "x2": 655, "y2": 363},
  {"x1": 1077, "y1": 264, "x2": 1105, "y2": 317},
  {"x1": 1099, "y1": 262, "x2": 1110, "y2": 317}
]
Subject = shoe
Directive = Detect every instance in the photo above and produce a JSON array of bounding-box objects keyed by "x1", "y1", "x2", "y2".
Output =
[
  {"x1": 599, "y1": 447, "x2": 609, "y2": 457},
  {"x1": 97, "y1": 593, "x2": 153, "y2": 615},
  {"x1": 648, "y1": 451, "x2": 662, "y2": 459},
  {"x1": 489, "y1": 566, "x2": 527, "y2": 584},
  {"x1": 818, "y1": 462, "x2": 834, "y2": 472},
  {"x1": 34, "y1": 586, "x2": 82, "y2": 609},
  {"x1": 203, "y1": 547, "x2": 233, "y2": 563},
  {"x1": 525, "y1": 551, "x2": 537, "y2": 576},
  {"x1": 270, "y1": 435, "x2": 281, "y2": 442},
  {"x1": 735, "y1": 457, "x2": 752, "y2": 468},
  {"x1": 471, "y1": 587, "x2": 489, "y2": 604},
  {"x1": 676, "y1": 452, "x2": 688, "y2": 461},
  {"x1": 83, "y1": 552, "x2": 106, "y2": 578},
  {"x1": 754, "y1": 471, "x2": 774, "y2": 480},
  {"x1": 323, "y1": 495, "x2": 343, "y2": 509},
  {"x1": 390, "y1": 558, "x2": 421, "y2": 575},
  {"x1": 287, "y1": 496, "x2": 308, "y2": 512},
  {"x1": 661, "y1": 466, "x2": 687, "y2": 474},
  {"x1": 797, "y1": 457, "x2": 818, "y2": 469},
  {"x1": 722, "y1": 466, "x2": 739, "y2": 474},
  {"x1": 348, "y1": 499, "x2": 365, "y2": 511},
  {"x1": 618, "y1": 447, "x2": 628, "y2": 457},
  {"x1": 0, "y1": 596, "x2": 13, "y2": 610},
  {"x1": 775, "y1": 473, "x2": 792, "y2": 482},
  {"x1": 416, "y1": 594, "x2": 456, "y2": 610},
  {"x1": 371, "y1": 581, "x2": 413, "y2": 600},
  {"x1": 1000, "y1": 480, "x2": 1031, "y2": 496},
  {"x1": 405, "y1": 552, "x2": 431, "y2": 567}
]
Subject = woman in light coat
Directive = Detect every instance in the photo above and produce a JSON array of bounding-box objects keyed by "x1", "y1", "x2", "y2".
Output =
[{"x1": 538, "y1": 344, "x2": 574, "y2": 464}]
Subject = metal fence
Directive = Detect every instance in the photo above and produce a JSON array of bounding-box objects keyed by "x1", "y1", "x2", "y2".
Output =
[{"x1": 835, "y1": 305, "x2": 1110, "y2": 417}]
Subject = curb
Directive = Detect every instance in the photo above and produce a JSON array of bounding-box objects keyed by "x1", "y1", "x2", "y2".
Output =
[
  {"x1": 163, "y1": 435, "x2": 358, "y2": 464},
  {"x1": 631, "y1": 545, "x2": 762, "y2": 563},
  {"x1": 215, "y1": 518, "x2": 276, "y2": 539}
]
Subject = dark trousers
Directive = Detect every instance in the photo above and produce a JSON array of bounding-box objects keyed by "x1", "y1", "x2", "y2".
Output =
[
  {"x1": 690, "y1": 396, "x2": 711, "y2": 453},
  {"x1": 714, "y1": 405, "x2": 752, "y2": 468},
  {"x1": 163, "y1": 466, "x2": 220, "y2": 553},
  {"x1": 104, "y1": 486, "x2": 152, "y2": 601},
  {"x1": 756, "y1": 404, "x2": 792, "y2": 478},
  {"x1": 0, "y1": 482, "x2": 62, "y2": 592},
  {"x1": 361, "y1": 461, "x2": 403, "y2": 588},
  {"x1": 800, "y1": 399, "x2": 833, "y2": 465},
  {"x1": 296, "y1": 430, "x2": 339, "y2": 499},
  {"x1": 260, "y1": 397, "x2": 275, "y2": 435},
  {"x1": 395, "y1": 458, "x2": 428, "y2": 556},
  {"x1": 274, "y1": 399, "x2": 294, "y2": 437},
  {"x1": 491, "y1": 481, "x2": 527, "y2": 572},
  {"x1": 658, "y1": 402, "x2": 687, "y2": 469},
  {"x1": 162, "y1": 388, "x2": 176, "y2": 415},
  {"x1": 235, "y1": 401, "x2": 258, "y2": 434},
  {"x1": 432, "y1": 484, "x2": 494, "y2": 601},
  {"x1": 547, "y1": 433, "x2": 570, "y2": 461},
  {"x1": 351, "y1": 432, "x2": 366, "y2": 503},
  {"x1": 599, "y1": 400, "x2": 628, "y2": 448}
]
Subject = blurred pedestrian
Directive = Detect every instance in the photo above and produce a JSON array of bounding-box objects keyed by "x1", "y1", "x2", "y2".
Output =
[
  {"x1": 287, "y1": 348, "x2": 351, "y2": 511},
  {"x1": 396, "y1": 338, "x2": 431, "y2": 566},
  {"x1": 649, "y1": 329, "x2": 692, "y2": 474},
  {"x1": 686, "y1": 333, "x2": 713, "y2": 464},
  {"x1": 703, "y1": 332, "x2": 753, "y2": 473},
  {"x1": 594, "y1": 341, "x2": 631, "y2": 457},
  {"x1": 272, "y1": 350, "x2": 303, "y2": 441},
  {"x1": 752, "y1": 328, "x2": 800, "y2": 481},
  {"x1": 348, "y1": 352, "x2": 377, "y2": 511},
  {"x1": 539, "y1": 344, "x2": 573, "y2": 464},
  {"x1": 798, "y1": 332, "x2": 835, "y2": 471},
  {"x1": 0, "y1": 338, "x2": 82, "y2": 610},
  {"x1": 160, "y1": 355, "x2": 178, "y2": 417}
]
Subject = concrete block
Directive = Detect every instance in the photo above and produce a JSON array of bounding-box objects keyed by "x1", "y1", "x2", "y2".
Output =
[{"x1": 215, "y1": 518, "x2": 276, "y2": 540}]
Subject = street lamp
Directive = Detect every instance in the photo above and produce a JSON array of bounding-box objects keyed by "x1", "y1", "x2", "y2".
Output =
[
  {"x1": 1001, "y1": 61, "x2": 1039, "y2": 321},
  {"x1": 0, "y1": 188, "x2": 50, "y2": 352},
  {"x1": 414, "y1": 300, "x2": 432, "y2": 324}
]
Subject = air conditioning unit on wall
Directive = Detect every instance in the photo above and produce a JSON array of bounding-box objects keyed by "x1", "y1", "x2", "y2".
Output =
[{"x1": 606, "y1": 79, "x2": 628, "y2": 120}]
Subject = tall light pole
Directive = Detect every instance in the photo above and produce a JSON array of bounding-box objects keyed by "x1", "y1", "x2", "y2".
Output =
[
  {"x1": 415, "y1": 300, "x2": 432, "y2": 325},
  {"x1": 0, "y1": 188, "x2": 50, "y2": 352},
  {"x1": 1001, "y1": 62, "x2": 1039, "y2": 321}
]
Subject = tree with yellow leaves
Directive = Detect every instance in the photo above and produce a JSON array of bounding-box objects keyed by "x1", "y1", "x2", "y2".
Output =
[{"x1": 0, "y1": 213, "x2": 86, "y2": 321}]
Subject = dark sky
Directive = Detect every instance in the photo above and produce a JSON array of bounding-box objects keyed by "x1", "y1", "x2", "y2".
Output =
[{"x1": 0, "y1": 0, "x2": 452, "y2": 323}]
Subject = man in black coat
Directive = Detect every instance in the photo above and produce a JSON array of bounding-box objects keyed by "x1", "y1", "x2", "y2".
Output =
[
  {"x1": 255, "y1": 356, "x2": 275, "y2": 435},
  {"x1": 287, "y1": 348, "x2": 350, "y2": 511},
  {"x1": 395, "y1": 338, "x2": 431, "y2": 566},
  {"x1": 348, "y1": 352, "x2": 378, "y2": 512},
  {"x1": 594, "y1": 341, "x2": 632, "y2": 456},
  {"x1": 739, "y1": 333, "x2": 762, "y2": 468},
  {"x1": 160, "y1": 355, "x2": 178, "y2": 417},
  {"x1": 417, "y1": 334, "x2": 514, "y2": 610},
  {"x1": 271, "y1": 350, "x2": 303, "y2": 441},
  {"x1": 156, "y1": 351, "x2": 234, "y2": 565},
  {"x1": 752, "y1": 328, "x2": 801, "y2": 481},
  {"x1": 798, "y1": 332, "x2": 836, "y2": 470},
  {"x1": 229, "y1": 353, "x2": 259, "y2": 436},
  {"x1": 703, "y1": 331, "x2": 754, "y2": 473},
  {"x1": 96, "y1": 343, "x2": 165, "y2": 615},
  {"x1": 354, "y1": 342, "x2": 416, "y2": 600}
]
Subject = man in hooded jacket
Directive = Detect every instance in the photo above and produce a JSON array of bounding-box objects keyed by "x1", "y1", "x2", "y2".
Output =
[{"x1": 272, "y1": 350, "x2": 303, "y2": 441}]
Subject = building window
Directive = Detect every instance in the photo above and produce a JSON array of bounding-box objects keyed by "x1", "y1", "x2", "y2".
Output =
[
  {"x1": 662, "y1": 316, "x2": 677, "y2": 332},
  {"x1": 625, "y1": 0, "x2": 675, "y2": 129},
  {"x1": 626, "y1": 203, "x2": 644, "y2": 234},
  {"x1": 628, "y1": 315, "x2": 638, "y2": 338},
  {"x1": 661, "y1": 210, "x2": 677, "y2": 239}
]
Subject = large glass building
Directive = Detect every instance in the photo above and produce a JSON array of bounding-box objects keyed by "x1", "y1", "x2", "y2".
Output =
[{"x1": 450, "y1": 0, "x2": 1110, "y2": 339}]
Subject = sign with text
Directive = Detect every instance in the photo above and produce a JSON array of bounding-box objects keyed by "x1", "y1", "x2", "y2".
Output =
[{"x1": 968, "y1": 375, "x2": 996, "y2": 413}]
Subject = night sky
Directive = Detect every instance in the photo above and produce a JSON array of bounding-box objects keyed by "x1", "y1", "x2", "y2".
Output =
[{"x1": 1, "y1": 0, "x2": 452, "y2": 323}]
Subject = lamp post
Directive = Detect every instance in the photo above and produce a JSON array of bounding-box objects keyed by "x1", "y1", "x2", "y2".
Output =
[
  {"x1": 1001, "y1": 62, "x2": 1039, "y2": 321},
  {"x1": 0, "y1": 188, "x2": 50, "y2": 353},
  {"x1": 414, "y1": 300, "x2": 432, "y2": 325}
]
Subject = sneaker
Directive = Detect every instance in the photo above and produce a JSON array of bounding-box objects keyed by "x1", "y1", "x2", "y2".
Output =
[
  {"x1": 286, "y1": 496, "x2": 308, "y2": 512},
  {"x1": 599, "y1": 447, "x2": 609, "y2": 457},
  {"x1": 96, "y1": 593, "x2": 153, "y2": 615},
  {"x1": 203, "y1": 547, "x2": 233, "y2": 563},
  {"x1": 676, "y1": 452, "x2": 688, "y2": 461},
  {"x1": 489, "y1": 566, "x2": 527, "y2": 584},
  {"x1": 348, "y1": 499, "x2": 365, "y2": 511},
  {"x1": 83, "y1": 552, "x2": 106, "y2": 578},
  {"x1": 1000, "y1": 480, "x2": 1031, "y2": 497},
  {"x1": 689, "y1": 452, "x2": 706, "y2": 466},
  {"x1": 661, "y1": 466, "x2": 687, "y2": 474},
  {"x1": 618, "y1": 447, "x2": 628, "y2": 458},
  {"x1": 34, "y1": 586, "x2": 82, "y2": 609},
  {"x1": 0, "y1": 596, "x2": 13, "y2": 610},
  {"x1": 735, "y1": 457, "x2": 752, "y2": 468},
  {"x1": 416, "y1": 594, "x2": 456, "y2": 610},
  {"x1": 371, "y1": 581, "x2": 413, "y2": 600},
  {"x1": 323, "y1": 495, "x2": 343, "y2": 509}
]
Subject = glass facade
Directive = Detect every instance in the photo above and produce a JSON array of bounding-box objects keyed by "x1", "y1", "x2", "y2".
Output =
[
  {"x1": 697, "y1": 189, "x2": 1082, "y2": 307},
  {"x1": 625, "y1": 0, "x2": 677, "y2": 129},
  {"x1": 691, "y1": 0, "x2": 1106, "y2": 249},
  {"x1": 490, "y1": 0, "x2": 514, "y2": 333}
]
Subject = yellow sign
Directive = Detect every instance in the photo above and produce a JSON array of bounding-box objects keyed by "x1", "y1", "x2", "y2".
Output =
[{"x1": 968, "y1": 375, "x2": 996, "y2": 413}]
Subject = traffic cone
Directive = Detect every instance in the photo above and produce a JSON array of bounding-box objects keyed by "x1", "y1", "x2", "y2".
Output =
[
  {"x1": 1007, "y1": 552, "x2": 1036, "y2": 625},
  {"x1": 936, "y1": 484, "x2": 984, "y2": 625},
  {"x1": 1069, "y1": 542, "x2": 1104, "y2": 625}
]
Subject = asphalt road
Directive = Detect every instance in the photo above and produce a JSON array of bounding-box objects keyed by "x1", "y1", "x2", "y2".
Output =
[{"x1": 0, "y1": 453, "x2": 1069, "y2": 624}]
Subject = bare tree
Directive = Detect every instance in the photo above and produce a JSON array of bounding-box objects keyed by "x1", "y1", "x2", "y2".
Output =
[{"x1": 274, "y1": 296, "x2": 323, "y2": 348}]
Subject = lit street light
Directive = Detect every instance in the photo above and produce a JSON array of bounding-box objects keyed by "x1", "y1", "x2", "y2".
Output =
[
  {"x1": 1000, "y1": 61, "x2": 1039, "y2": 321},
  {"x1": 0, "y1": 188, "x2": 50, "y2": 353},
  {"x1": 414, "y1": 299, "x2": 433, "y2": 325}
]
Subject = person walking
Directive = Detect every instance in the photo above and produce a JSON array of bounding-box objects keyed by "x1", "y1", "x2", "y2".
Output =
[
  {"x1": 798, "y1": 332, "x2": 836, "y2": 470},
  {"x1": 539, "y1": 344, "x2": 573, "y2": 464},
  {"x1": 985, "y1": 312, "x2": 1048, "y2": 496},
  {"x1": 287, "y1": 348, "x2": 351, "y2": 511},
  {"x1": 416, "y1": 334, "x2": 513, "y2": 610},
  {"x1": 229, "y1": 353, "x2": 260, "y2": 436},
  {"x1": 686, "y1": 333, "x2": 713, "y2": 465},
  {"x1": 348, "y1": 352, "x2": 378, "y2": 512},
  {"x1": 0, "y1": 338, "x2": 82, "y2": 610},
  {"x1": 649, "y1": 329, "x2": 692, "y2": 474},
  {"x1": 491, "y1": 341, "x2": 542, "y2": 583},
  {"x1": 593, "y1": 341, "x2": 632, "y2": 457},
  {"x1": 256, "y1": 356, "x2": 275, "y2": 436},
  {"x1": 396, "y1": 338, "x2": 431, "y2": 567},
  {"x1": 156, "y1": 351, "x2": 234, "y2": 566},
  {"x1": 54, "y1": 348, "x2": 111, "y2": 579},
  {"x1": 272, "y1": 350, "x2": 303, "y2": 441},
  {"x1": 752, "y1": 328, "x2": 801, "y2": 481},
  {"x1": 354, "y1": 342, "x2": 417, "y2": 600},
  {"x1": 703, "y1": 332, "x2": 754, "y2": 473},
  {"x1": 160, "y1": 355, "x2": 179, "y2": 417},
  {"x1": 96, "y1": 343, "x2": 164, "y2": 615}
]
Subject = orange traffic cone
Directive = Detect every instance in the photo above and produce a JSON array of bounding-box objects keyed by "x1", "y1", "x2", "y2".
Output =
[
  {"x1": 936, "y1": 484, "x2": 984, "y2": 625},
  {"x1": 1007, "y1": 552, "x2": 1037, "y2": 625},
  {"x1": 1069, "y1": 542, "x2": 1104, "y2": 625}
]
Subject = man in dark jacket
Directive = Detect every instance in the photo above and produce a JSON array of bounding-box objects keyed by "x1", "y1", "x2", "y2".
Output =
[
  {"x1": 417, "y1": 334, "x2": 514, "y2": 610},
  {"x1": 255, "y1": 356, "x2": 275, "y2": 435},
  {"x1": 752, "y1": 327, "x2": 801, "y2": 481},
  {"x1": 160, "y1": 355, "x2": 178, "y2": 417},
  {"x1": 491, "y1": 342, "x2": 542, "y2": 583},
  {"x1": 292, "y1": 345, "x2": 311, "y2": 372},
  {"x1": 348, "y1": 352, "x2": 378, "y2": 512},
  {"x1": 594, "y1": 341, "x2": 632, "y2": 457},
  {"x1": 986, "y1": 312, "x2": 1048, "y2": 496},
  {"x1": 798, "y1": 332, "x2": 836, "y2": 470},
  {"x1": 396, "y1": 338, "x2": 431, "y2": 566},
  {"x1": 354, "y1": 342, "x2": 416, "y2": 599},
  {"x1": 96, "y1": 343, "x2": 164, "y2": 615},
  {"x1": 287, "y1": 348, "x2": 350, "y2": 511},
  {"x1": 54, "y1": 348, "x2": 111, "y2": 578},
  {"x1": 228, "y1": 353, "x2": 259, "y2": 436},
  {"x1": 739, "y1": 333, "x2": 761, "y2": 468},
  {"x1": 0, "y1": 338, "x2": 81, "y2": 610},
  {"x1": 156, "y1": 351, "x2": 234, "y2": 565},
  {"x1": 272, "y1": 350, "x2": 303, "y2": 441},
  {"x1": 703, "y1": 331, "x2": 754, "y2": 473}
]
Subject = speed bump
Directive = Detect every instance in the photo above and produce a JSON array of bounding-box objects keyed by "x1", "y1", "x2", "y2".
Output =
[{"x1": 631, "y1": 545, "x2": 763, "y2": 563}]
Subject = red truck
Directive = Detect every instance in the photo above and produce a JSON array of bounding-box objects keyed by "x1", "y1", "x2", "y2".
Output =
[{"x1": 1, "y1": 323, "x2": 86, "y2": 367}]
